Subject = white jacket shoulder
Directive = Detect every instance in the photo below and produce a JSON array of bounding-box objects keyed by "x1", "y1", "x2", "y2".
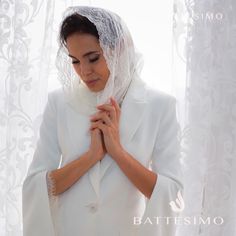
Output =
[
  {"x1": 145, "y1": 84, "x2": 177, "y2": 112},
  {"x1": 47, "y1": 87, "x2": 65, "y2": 110}
]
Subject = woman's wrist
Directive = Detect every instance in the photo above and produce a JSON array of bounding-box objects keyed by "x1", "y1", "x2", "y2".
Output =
[
  {"x1": 111, "y1": 146, "x2": 126, "y2": 161},
  {"x1": 87, "y1": 149, "x2": 104, "y2": 162}
]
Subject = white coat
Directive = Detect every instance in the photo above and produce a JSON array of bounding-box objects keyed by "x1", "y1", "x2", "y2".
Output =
[{"x1": 22, "y1": 77, "x2": 183, "y2": 236}]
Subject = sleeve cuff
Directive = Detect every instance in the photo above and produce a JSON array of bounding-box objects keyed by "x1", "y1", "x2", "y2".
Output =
[{"x1": 22, "y1": 170, "x2": 57, "y2": 236}]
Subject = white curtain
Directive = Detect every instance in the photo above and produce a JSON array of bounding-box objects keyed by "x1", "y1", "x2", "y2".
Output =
[
  {"x1": 1, "y1": 0, "x2": 236, "y2": 235},
  {"x1": 0, "y1": 0, "x2": 59, "y2": 235},
  {"x1": 174, "y1": 0, "x2": 236, "y2": 235}
]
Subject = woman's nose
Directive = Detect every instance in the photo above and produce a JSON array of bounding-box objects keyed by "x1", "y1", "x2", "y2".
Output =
[{"x1": 80, "y1": 63, "x2": 93, "y2": 76}]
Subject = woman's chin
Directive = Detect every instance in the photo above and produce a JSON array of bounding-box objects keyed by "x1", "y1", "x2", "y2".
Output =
[{"x1": 87, "y1": 85, "x2": 104, "y2": 92}]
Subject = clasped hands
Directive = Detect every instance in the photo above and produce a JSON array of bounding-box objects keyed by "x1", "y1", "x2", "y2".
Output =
[{"x1": 89, "y1": 97, "x2": 123, "y2": 161}]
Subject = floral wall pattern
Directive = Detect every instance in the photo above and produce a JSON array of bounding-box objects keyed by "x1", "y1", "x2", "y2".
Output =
[
  {"x1": 174, "y1": 0, "x2": 236, "y2": 235},
  {"x1": 0, "y1": 0, "x2": 56, "y2": 234}
]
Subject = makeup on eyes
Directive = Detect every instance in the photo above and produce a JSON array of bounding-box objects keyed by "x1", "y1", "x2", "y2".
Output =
[
  {"x1": 88, "y1": 54, "x2": 100, "y2": 62},
  {"x1": 71, "y1": 53, "x2": 100, "y2": 64}
]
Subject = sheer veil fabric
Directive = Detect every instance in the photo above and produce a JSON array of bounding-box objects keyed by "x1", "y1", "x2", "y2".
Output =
[{"x1": 55, "y1": 6, "x2": 144, "y2": 115}]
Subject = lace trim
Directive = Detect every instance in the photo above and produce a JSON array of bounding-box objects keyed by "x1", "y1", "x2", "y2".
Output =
[
  {"x1": 46, "y1": 171, "x2": 57, "y2": 200},
  {"x1": 46, "y1": 171, "x2": 59, "y2": 235}
]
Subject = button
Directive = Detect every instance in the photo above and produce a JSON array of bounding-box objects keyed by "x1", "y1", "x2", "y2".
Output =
[
  {"x1": 85, "y1": 202, "x2": 98, "y2": 213},
  {"x1": 90, "y1": 204, "x2": 98, "y2": 213}
]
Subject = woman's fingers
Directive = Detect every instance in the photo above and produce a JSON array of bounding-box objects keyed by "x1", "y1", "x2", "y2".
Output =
[
  {"x1": 90, "y1": 120, "x2": 108, "y2": 134},
  {"x1": 90, "y1": 97, "x2": 121, "y2": 127},
  {"x1": 96, "y1": 103, "x2": 116, "y2": 122},
  {"x1": 110, "y1": 97, "x2": 121, "y2": 114},
  {"x1": 90, "y1": 111, "x2": 112, "y2": 126}
]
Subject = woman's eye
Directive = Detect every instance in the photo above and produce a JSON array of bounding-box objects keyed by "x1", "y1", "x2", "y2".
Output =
[
  {"x1": 71, "y1": 55, "x2": 99, "y2": 64},
  {"x1": 72, "y1": 61, "x2": 79, "y2": 64},
  {"x1": 89, "y1": 56, "x2": 99, "y2": 63}
]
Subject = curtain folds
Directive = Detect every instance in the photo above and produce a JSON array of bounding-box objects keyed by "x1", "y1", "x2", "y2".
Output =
[
  {"x1": 0, "y1": 0, "x2": 56, "y2": 235},
  {"x1": 174, "y1": 0, "x2": 236, "y2": 235}
]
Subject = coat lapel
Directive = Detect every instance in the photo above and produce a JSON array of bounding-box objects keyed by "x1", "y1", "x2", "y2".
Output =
[{"x1": 99, "y1": 77, "x2": 148, "y2": 180}]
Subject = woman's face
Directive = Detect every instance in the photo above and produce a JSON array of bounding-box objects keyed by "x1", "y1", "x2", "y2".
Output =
[{"x1": 66, "y1": 33, "x2": 110, "y2": 92}]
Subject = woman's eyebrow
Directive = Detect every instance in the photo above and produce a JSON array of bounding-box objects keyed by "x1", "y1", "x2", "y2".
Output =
[{"x1": 68, "y1": 51, "x2": 99, "y2": 59}]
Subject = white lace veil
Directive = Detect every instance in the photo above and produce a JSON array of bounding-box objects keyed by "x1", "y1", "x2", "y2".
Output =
[{"x1": 55, "y1": 6, "x2": 144, "y2": 115}]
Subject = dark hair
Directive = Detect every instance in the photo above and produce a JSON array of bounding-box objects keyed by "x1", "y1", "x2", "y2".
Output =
[{"x1": 59, "y1": 13, "x2": 99, "y2": 47}]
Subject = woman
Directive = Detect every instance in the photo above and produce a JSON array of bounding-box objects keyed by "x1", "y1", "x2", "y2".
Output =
[{"x1": 22, "y1": 6, "x2": 183, "y2": 236}]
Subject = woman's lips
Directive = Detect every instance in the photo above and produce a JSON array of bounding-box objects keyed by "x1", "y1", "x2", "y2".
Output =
[{"x1": 85, "y1": 79, "x2": 100, "y2": 86}]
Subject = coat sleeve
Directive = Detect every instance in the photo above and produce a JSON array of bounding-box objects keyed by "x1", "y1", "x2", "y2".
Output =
[
  {"x1": 137, "y1": 96, "x2": 184, "y2": 236},
  {"x1": 22, "y1": 91, "x2": 61, "y2": 236}
]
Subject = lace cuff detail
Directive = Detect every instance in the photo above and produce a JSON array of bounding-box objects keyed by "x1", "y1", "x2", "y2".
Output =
[{"x1": 46, "y1": 171, "x2": 57, "y2": 199}]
